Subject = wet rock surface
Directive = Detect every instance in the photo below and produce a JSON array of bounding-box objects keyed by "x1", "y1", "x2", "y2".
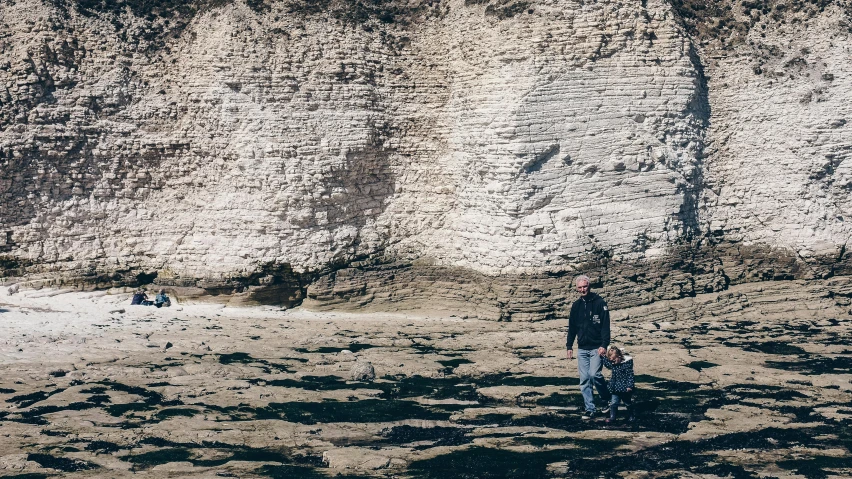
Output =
[{"x1": 0, "y1": 282, "x2": 850, "y2": 478}]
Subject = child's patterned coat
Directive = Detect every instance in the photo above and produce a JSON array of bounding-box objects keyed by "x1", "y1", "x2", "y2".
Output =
[{"x1": 603, "y1": 356, "x2": 635, "y2": 393}]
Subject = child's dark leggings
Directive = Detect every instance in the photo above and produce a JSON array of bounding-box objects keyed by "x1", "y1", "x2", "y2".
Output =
[{"x1": 609, "y1": 391, "x2": 633, "y2": 419}]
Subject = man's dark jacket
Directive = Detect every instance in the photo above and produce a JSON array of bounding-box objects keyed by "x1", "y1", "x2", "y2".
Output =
[{"x1": 566, "y1": 292, "x2": 610, "y2": 350}]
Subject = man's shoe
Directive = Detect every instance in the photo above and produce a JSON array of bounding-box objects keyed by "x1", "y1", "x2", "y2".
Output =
[
  {"x1": 600, "y1": 406, "x2": 611, "y2": 415},
  {"x1": 582, "y1": 411, "x2": 597, "y2": 420}
]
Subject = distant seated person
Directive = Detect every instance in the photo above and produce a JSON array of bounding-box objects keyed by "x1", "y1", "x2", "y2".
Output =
[
  {"x1": 130, "y1": 290, "x2": 153, "y2": 306},
  {"x1": 154, "y1": 289, "x2": 171, "y2": 308}
]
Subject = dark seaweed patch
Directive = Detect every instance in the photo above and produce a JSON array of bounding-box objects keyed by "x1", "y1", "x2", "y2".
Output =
[
  {"x1": 218, "y1": 352, "x2": 292, "y2": 373},
  {"x1": 569, "y1": 440, "x2": 748, "y2": 477},
  {"x1": 727, "y1": 384, "x2": 809, "y2": 401},
  {"x1": 105, "y1": 402, "x2": 155, "y2": 417},
  {"x1": 369, "y1": 373, "x2": 584, "y2": 405},
  {"x1": 293, "y1": 346, "x2": 349, "y2": 354},
  {"x1": 140, "y1": 437, "x2": 182, "y2": 447},
  {"x1": 245, "y1": 399, "x2": 452, "y2": 424},
  {"x1": 381, "y1": 425, "x2": 471, "y2": 449},
  {"x1": 777, "y1": 404, "x2": 819, "y2": 423},
  {"x1": 19, "y1": 401, "x2": 99, "y2": 419},
  {"x1": 121, "y1": 438, "x2": 324, "y2": 472},
  {"x1": 87, "y1": 394, "x2": 111, "y2": 405},
  {"x1": 408, "y1": 443, "x2": 621, "y2": 479},
  {"x1": 375, "y1": 375, "x2": 480, "y2": 402},
  {"x1": 374, "y1": 373, "x2": 571, "y2": 402},
  {"x1": 347, "y1": 343, "x2": 377, "y2": 353},
  {"x1": 13, "y1": 416, "x2": 48, "y2": 425},
  {"x1": 649, "y1": 379, "x2": 702, "y2": 392},
  {"x1": 262, "y1": 375, "x2": 361, "y2": 391},
  {"x1": 80, "y1": 386, "x2": 107, "y2": 394},
  {"x1": 97, "y1": 381, "x2": 167, "y2": 404},
  {"x1": 95, "y1": 380, "x2": 184, "y2": 417},
  {"x1": 745, "y1": 341, "x2": 808, "y2": 355},
  {"x1": 568, "y1": 425, "x2": 852, "y2": 478},
  {"x1": 155, "y1": 407, "x2": 200, "y2": 419},
  {"x1": 437, "y1": 358, "x2": 474, "y2": 368},
  {"x1": 534, "y1": 392, "x2": 581, "y2": 407},
  {"x1": 409, "y1": 446, "x2": 564, "y2": 478},
  {"x1": 0, "y1": 388, "x2": 16, "y2": 394},
  {"x1": 193, "y1": 445, "x2": 303, "y2": 467},
  {"x1": 455, "y1": 412, "x2": 514, "y2": 426},
  {"x1": 422, "y1": 402, "x2": 471, "y2": 412},
  {"x1": 281, "y1": 356, "x2": 310, "y2": 363},
  {"x1": 126, "y1": 448, "x2": 192, "y2": 469},
  {"x1": 54, "y1": 446, "x2": 80, "y2": 453},
  {"x1": 515, "y1": 436, "x2": 629, "y2": 449},
  {"x1": 475, "y1": 374, "x2": 572, "y2": 388},
  {"x1": 511, "y1": 434, "x2": 576, "y2": 446},
  {"x1": 146, "y1": 362, "x2": 183, "y2": 372},
  {"x1": 410, "y1": 342, "x2": 441, "y2": 354},
  {"x1": 218, "y1": 352, "x2": 253, "y2": 364},
  {"x1": 634, "y1": 374, "x2": 661, "y2": 383},
  {"x1": 255, "y1": 464, "x2": 333, "y2": 479},
  {"x1": 8, "y1": 389, "x2": 66, "y2": 408},
  {"x1": 601, "y1": 377, "x2": 729, "y2": 434},
  {"x1": 456, "y1": 409, "x2": 624, "y2": 432},
  {"x1": 513, "y1": 411, "x2": 607, "y2": 431},
  {"x1": 686, "y1": 360, "x2": 718, "y2": 370},
  {"x1": 26, "y1": 453, "x2": 97, "y2": 472},
  {"x1": 85, "y1": 440, "x2": 122, "y2": 454},
  {"x1": 6, "y1": 385, "x2": 173, "y2": 425},
  {"x1": 766, "y1": 355, "x2": 852, "y2": 375},
  {"x1": 785, "y1": 323, "x2": 818, "y2": 333},
  {"x1": 778, "y1": 456, "x2": 852, "y2": 479},
  {"x1": 457, "y1": 411, "x2": 587, "y2": 431}
]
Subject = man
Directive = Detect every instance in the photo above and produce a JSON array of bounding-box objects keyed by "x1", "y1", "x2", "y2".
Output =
[
  {"x1": 130, "y1": 290, "x2": 147, "y2": 305},
  {"x1": 566, "y1": 275, "x2": 611, "y2": 419},
  {"x1": 130, "y1": 289, "x2": 153, "y2": 306}
]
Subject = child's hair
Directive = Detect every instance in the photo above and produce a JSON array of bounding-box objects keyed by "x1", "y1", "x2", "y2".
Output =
[{"x1": 607, "y1": 346, "x2": 625, "y2": 361}]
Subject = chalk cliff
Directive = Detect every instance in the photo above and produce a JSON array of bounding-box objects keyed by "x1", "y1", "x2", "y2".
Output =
[{"x1": 1, "y1": 0, "x2": 850, "y2": 318}]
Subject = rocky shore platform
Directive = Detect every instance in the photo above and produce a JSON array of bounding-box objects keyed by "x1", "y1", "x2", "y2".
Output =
[{"x1": 0, "y1": 280, "x2": 850, "y2": 478}]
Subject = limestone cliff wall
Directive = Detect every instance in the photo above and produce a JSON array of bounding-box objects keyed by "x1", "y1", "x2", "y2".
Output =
[{"x1": 1, "y1": 0, "x2": 850, "y2": 318}]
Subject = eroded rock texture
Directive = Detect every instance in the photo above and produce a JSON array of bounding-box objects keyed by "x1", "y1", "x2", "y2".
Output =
[{"x1": 1, "y1": 0, "x2": 851, "y2": 318}]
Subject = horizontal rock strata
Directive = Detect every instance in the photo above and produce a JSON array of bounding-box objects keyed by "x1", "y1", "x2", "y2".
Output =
[{"x1": 1, "y1": 0, "x2": 850, "y2": 318}]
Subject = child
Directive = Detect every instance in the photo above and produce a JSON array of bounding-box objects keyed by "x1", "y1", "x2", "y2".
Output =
[
  {"x1": 602, "y1": 345, "x2": 635, "y2": 423},
  {"x1": 154, "y1": 289, "x2": 171, "y2": 308}
]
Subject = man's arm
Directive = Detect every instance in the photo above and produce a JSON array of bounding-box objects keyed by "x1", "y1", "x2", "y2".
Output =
[
  {"x1": 566, "y1": 305, "x2": 576, "y2": 359},
  {"x1": 599, "y1": 300, "x2": 610, "y2": 352}
]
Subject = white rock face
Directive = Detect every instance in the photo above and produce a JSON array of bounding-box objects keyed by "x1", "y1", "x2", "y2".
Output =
[
  {"x1": 0, "y1": 0, "x2": 850, "y2": 314},
  {"x1": 386, "y1": 0, "x2": 707, "y2": 274},
  {"x1": 701, "y1": 8, "x2": 852, "y2": 260}
]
